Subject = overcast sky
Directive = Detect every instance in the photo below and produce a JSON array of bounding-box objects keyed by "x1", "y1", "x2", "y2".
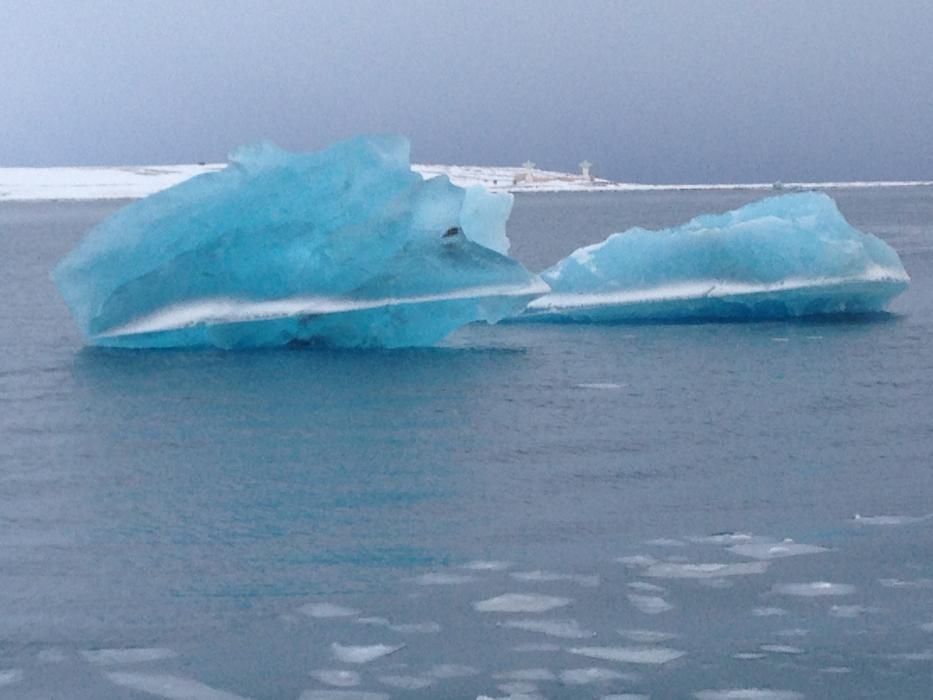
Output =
[{"x1": 2, "y1": 0, "x2": 931, "y2": 182}]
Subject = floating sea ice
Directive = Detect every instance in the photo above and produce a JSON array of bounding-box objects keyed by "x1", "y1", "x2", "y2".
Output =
[
  {"x1": 601, "y1": 695, "x2": 649, "y2": 700},
  {"x1": 497, "y1": 681, "x2": 541, "y2": 695},
  {"x1": 502, "y1": 618, "x2": 595, "y2": 639},
  {"x1": 311, "y1": 670, "x2": 362, "y2": 688},
  {"x1": 54, "y1": 135, "x2": 545, "y2": 349},
  {"x1": 331, "y1": 643, "x2": 404, "y2": 664},
  {"x1": 775, "y1": 628, "x2": 808, "y2": 638},
  {"x1": 106, "y1": 672, "x2": 248, "y2": 700},
  {"x1": 643, "y1": 561, "x2": 769, "y2": 579},
  {"x1": 356, "y1": 617, "x2": 390, "y2": 626},
  {"x1": 569, "y1": 646, "x2": 686, "y2": 664},
  {"x1": 920, "y1": 622, "x2": 933, "y2": 632},
  {"x1": 617, "y1": 555, "x2": 658, "y2": 567},
  {"x1": 462, "y1": 560, "x2": 512, "y2": 571},
  {"x1": 0, "y1": 670, "x2": 22, "y2": 686},
  {"x1": 772, "y1": 582, "x2": 855, "y2": 597},
  {"x1": 510, "y1": 570, "x2": 600, "y2": 587},
  {"x1": 523, "y1": 192, "x2": 909, "y2": 323},
  {"x1": 628, "y1": 581, "x2": 667, "y2": 593},
  {"x1": 414, "y1": 572, "x2": 477, "y2": 585},
  {"x1": 819, "y1": 667, "x2": 851, "y2": 674},
  {"x1": 559, "y1": 667, "x2": 636, "y2": 685},
  {"x1": 576, "y1": 382, "x2": 625, "y2": 390},
  {"x1": 728, "y1": 540, "x2": 828, "y2": 560},
  {"x1": 618, "y1": 629, "x2": 679, "y2": 644},
  {"x1": 645, "y1": 538, "x2": 686, "y2": 547},
  {"x1": 493, "y1": 669, "x2": 557, "y2": 682},
  {"x1": 733, "y1": 653, "x2": 767, "y2": 660},
  {"x1": 299, "y1": 603, "x2": 360, "y2": 619},
  {"x1": 693, "y1": 690, "x2": 803, "y2": 700},
  {"x1": 760, "y1": 645, "x2": 805, "y2": 655},
  {"x1": 378, "y1": 674, "x2": 434, "y2": 690},
  {"x1": 852, "y1": 513, "x2": 933, "y2": 526},
  {"x1": 299, "y1": 692, "x2": 390, "y2": 700},
  {"x1": 879, "y1": 577, "x2": 933, "y2": 589},
  {"x1": 829, "y1": 605, "x2": 880, "y2": 618},
  {"x1": 428, "y1": 664, "x2": 480, "y2": 679},
  {"x1": 688, "y1": 533, "x2": 759, "y2": 545},
  {"x1": 82, "y1": 648, "x2": 178, "y2": 665},
  {"x1": 627, "y1": 594, "x2": 674, "y2": 614},
  {"x1": 752, "y1": 607, "x2": 787, "y2": 617},
  {"x1": 474, "y1": 593, "x2": 572, "y2": 613},
  {"x1": 883, "y1": 649, "x2": 933, "y2": 662}
]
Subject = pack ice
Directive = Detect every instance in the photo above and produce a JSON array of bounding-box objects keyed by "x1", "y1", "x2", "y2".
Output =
[
  {"x1": 53, "y1": 136, "x2": 545, "y2": 349},
  {"x1": 524, "y1": 192, "x2": 909, "y2": 322}
]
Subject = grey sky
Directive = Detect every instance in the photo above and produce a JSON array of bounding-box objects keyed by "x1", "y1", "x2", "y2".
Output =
[{"x1": 2, "y1": 0, "x2": 932, "y2": 182}]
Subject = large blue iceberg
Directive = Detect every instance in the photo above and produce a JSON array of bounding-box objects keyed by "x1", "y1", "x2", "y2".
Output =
[
  {"x1": 54, "y1": 136, "x2": 546, "y2": 349},
  {"x1": 523, "y1": 192, "x2": 909, "y2": 322}
]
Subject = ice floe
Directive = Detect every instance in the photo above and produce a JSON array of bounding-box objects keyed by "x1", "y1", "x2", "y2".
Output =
[
  {"x1": 559, "y1": 667, "x2": 635, "y2": 685},
  {"x1": 462, "y1": 560, "x2": 513, "y2": 571},
  {"x1": 617, "y1": 629, "x2": 679, "y2": 644},
  {"x1": 772, "y1": 582, "x2": 855, "y2": 597},
  {"x1": 627, "y1": 594, "x2": 674, "y2": 614},
  {"x1": 299, "y1": 692, "x2": 390, "y2": 700},
  {"x1": 493, "y1": 669, "x2": 557, "y2": 682},
  {"x1": 330, "y1": 643, "x2": 404, "y2": 664},
  {"x1": 106, "y1": 672, "x2": 248, "y2": 700},
  {"x1": 0, "y1": 670, "x2": 22, "y2": 686},
  {"x1": 501, "y1": 618, "x2": 595, "y2": 639},
  {"x1": 428, "y1": 663, "x2": 480, "y2": 678},
  {"x1": 378, "y1": 674, "x2": 434, "y2": 689},
  {"x1": 851, "y1": 513, "x2": 933, "y2": 526},
  {"x1": 694, "y1": 690, "x2": 803, "y2": 700},
  {"x1": 569, "y1": 646, "x2": 686, "y2": 664},
  {"x1": 752, "y1": 607, "x2": 788, "y2": 617},
  {"x1": 760, "y1": 644, "x2": 805, "y2": 655},
  {"x1": 829, "y1": 605, "x2": 880, "y2": 618},
  {"x1": 82, "y1": 647, "x2": 178, "y2": 665},
  {"x1": 728, "y1": 540, "x2": 828, "y2": 560},
  {"x1": 299, "y1": 603, "x2": 361, "y2": 619},
  {"x1": 311, "y1": 670, "x2": 362, "y2": 688},
  {"x1": 642, "y1": 561, "x2": 769, "y2": 579},
  {"x1": 474, "y1": 593, "x2": 572, "y2": 613},
  {"x1": 510, "y1": 570, "x2": 600, "y2": 587}
]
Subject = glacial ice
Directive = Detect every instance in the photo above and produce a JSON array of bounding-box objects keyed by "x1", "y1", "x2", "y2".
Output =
[
  {"x1": 523, "y1": 192, "x2": 909, "y2": 322},
  {"x1": 53, "y1": 136, "x2": 545, "y2": 349}
]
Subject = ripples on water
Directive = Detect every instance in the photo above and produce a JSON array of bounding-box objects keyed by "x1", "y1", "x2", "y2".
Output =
[{"x1": 0, "y1": 188, "x2": 932, "y2": 697}]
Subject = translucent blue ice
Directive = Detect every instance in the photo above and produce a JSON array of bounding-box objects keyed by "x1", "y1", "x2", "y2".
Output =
[
  {"x1": 53, "y1": 136, "x2": 546, "y2": 349},
  {"x1": 524, "y1": 192, "x2": 909, "y2": 322}
]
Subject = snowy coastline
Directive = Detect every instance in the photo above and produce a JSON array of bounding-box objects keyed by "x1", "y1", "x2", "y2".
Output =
[{"x1": 1, "y1": 162, "x2": 931, "y2": 202}]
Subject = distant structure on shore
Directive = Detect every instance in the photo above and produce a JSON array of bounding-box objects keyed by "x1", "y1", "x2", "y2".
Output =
[{"x1": 579, "y1": 160, "x2": 593, "y2": 180}]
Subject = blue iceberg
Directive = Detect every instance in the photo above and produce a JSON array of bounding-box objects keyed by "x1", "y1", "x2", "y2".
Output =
[
  {"x1": 523, "y1": 192, "x2": 909, "y2": 322},
  {"x1": 53, "y1": 136, "x2": 546, "y2": 349}
]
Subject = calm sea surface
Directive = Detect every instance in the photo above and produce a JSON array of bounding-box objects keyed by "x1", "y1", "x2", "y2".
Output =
[{"x1": 1, "y1": 188, "x2": 932, "y2": 699}]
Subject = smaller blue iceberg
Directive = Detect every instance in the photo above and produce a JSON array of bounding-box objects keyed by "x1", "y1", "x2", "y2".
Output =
[
  {"x1": 523, "y1": 192, "x2": 909, "y2": 322},
  {"x1": 54, "y1": 136, "x2": 546, "y2": 349}
]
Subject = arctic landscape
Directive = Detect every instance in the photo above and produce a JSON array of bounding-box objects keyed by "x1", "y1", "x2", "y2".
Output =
[{"x1": 4, "y1": 2, "x2": 933, "y2": 699}]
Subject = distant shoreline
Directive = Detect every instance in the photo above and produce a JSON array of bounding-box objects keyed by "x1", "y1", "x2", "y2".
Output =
[{"x1": 1, "y1": 162, "x2": 931, "y2": 202}]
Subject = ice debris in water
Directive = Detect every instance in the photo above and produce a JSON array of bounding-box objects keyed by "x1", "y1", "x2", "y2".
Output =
[
  {"x1": 851, "y1": 512, "x2": 933, "y2": 526},
  {"x1": 772, "y1": 581, "x2": 855, "y2": 597},
  {"x1": 694, "y1": 691, "x2": 803, "y2": 700},
  {"x1": 569, "y1": 645, "x2": 686, "y2": 664},
  {"x1": 0, "y1": 670, "x2": 22, "y2": 687},
  {"x1": 82, "y1": 647, "x2": 178, "y2": 665},
  {"x1": 330, "y1": 643, "x2": 404, "y2": 664},
  {"x1": 106, "y1": 672, "x2": 248, "y2": 700},
  {"x1": 299, "y1": 603, "x2": 360, "y2": 619},
  {"x1": 501, "y1": 618, "x2": 596, "y2": 639},
  {"x1": 300, "y1": 692, "x2": 389, "y2": 700},
  {"x1": 474, "y1": 593, "x2": 572, "y2": 613},
  {"x1": 311, "y1": 670, "x2": 362, "y2": 687},
  {"x1": 728, "y1": 540, "x2": 828, "y2": 560},
  {"x1": 523, "y1": 192, "x2": 908, "y2": 322},
  {"x1": 53, "y1": 135, "x2": 545, "y2": 349}
]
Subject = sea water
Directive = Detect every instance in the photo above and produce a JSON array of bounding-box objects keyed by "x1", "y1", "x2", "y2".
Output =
[{"x1": 1, "y1": 188, "x2": 932, "y2": 698}]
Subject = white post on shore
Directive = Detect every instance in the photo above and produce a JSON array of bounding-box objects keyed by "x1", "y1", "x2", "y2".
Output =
[{"x1": 579, "y1": 160, "x2": 593, "y2": 180}]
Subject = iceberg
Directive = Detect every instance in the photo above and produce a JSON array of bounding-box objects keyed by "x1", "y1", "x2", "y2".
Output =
[
  {"x1": 523, "y1": 192, "x2": 909, "y2": 322},
  {"x1": 53, "y1": 136, "x2": 546, "y2": 349}
]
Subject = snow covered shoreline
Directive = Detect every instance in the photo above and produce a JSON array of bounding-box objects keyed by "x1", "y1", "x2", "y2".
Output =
[{"x1": 1, "y1": 162, "x2": 931, "y2": 202}]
